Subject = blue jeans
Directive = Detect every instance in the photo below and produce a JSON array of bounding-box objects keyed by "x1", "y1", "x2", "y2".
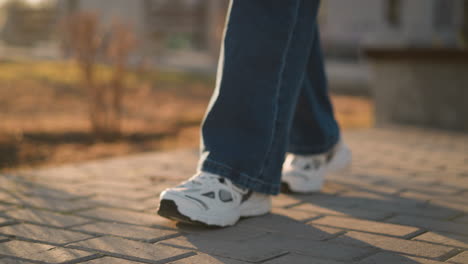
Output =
[{"x1": 197, "y1": 0, "x2": 340, "y2": 195}]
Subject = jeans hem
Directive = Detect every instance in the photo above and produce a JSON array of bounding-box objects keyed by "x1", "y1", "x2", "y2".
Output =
[
  {"x1": 199, "y1": 158, "x2": 280, "y2": 195},
  {"x1": 257, "y1": 0, "x2": 302, "y2": 178},
  {"x1": 288, "y1": 134, "x2": 340, "y2": 155}
]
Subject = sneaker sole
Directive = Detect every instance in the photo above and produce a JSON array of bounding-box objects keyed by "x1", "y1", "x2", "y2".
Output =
[
  {"x1": 158, "y1": 193, "x2": 271, "y2": 227},
  {"x1": 157, "y1": 199, "x2": 217, "y2": 227}
]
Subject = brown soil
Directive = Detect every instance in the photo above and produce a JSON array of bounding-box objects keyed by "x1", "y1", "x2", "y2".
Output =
[{"x1": 0, "y1": 63, "x2": 373, "y2": 171}]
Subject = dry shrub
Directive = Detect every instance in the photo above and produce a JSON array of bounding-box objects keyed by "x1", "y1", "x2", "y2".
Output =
[
  {"x1": 0, "y1": 133, "x2": 19, "y2": 168},
  {"x1": 106, "y1": 21, "x2": 137, "y2": 136},
  {"x1": 61, "y1": 12, "x2": 137, "y2": 140}
]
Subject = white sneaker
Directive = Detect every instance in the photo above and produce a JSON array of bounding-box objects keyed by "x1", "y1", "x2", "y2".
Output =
[
  {"x1": 157, "y1": 171, "x2": 271, "y2": 227},
  {"x1": 281, "y1": 140, "x2": 352, "y2": 193}
]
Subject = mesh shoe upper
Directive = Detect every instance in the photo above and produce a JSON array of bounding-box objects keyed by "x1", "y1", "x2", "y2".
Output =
[
  {"x1": 161, "y1": 171, "x2": 251, "y2": 211},
  {"x1": 158, "y1": 171, "x2": 271, "y2": 226},
  {"x1": 282, "y1": 140, "x2": 351, "y2": 192}
]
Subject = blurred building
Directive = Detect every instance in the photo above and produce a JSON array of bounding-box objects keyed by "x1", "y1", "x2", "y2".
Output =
[
  {"x1": 57, "y1": 0, "x2": 468, "y2": 65},
  {"x1": 0, "y1": 0, "x2": 229, "y2": 68},
  {"x1": 0, "y1": 1, "x2": 56, "y2": 46},
  {"x1": 57, "y1": 0, "x2": 229, "y2": 69},
  {"x1": 320, "y1": 0, "x2": 467, "y2": 59},
  {"x1": 0, "y1": 0, "x2": 466, "y2": 65}
]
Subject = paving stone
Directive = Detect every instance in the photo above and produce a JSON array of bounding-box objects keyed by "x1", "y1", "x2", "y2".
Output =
[
  {"x1": 77, "y1": 180, "x2": 150, "y2": 191},
  {"x1": 448, "y1": 251, "x2": 468, "y2": 264},
  {"x1": 19, "y1": 185, "x2": 90, "y2": 200},
  {"x1": 291, "y1": 203, "x2": 392, "y2": 221},
  {"x1": 161, "y1": 233, "x2": 371, "y2": 262},
  {"x1": 0, "y1": 258, "x2": 37, "y2": 264},
  {"x1": 398, "y1": 190, "x2": 468, "y2": 205},
  {"x1": 429, "y1": 200, "x2": 468, "y2": 215},
  {"x1": 76, "y1": 187, "x2": 155, "y2": 200},
  {"x1": 72, "y1": 222, "x2": 180, "y2": 242},
  {"x1": 330, "y1": 178, "x2": 402, "y2": 195},
  {"x1": 143, "y1": 181, "x2": 175, "y2": 193},
  {"x1": 387, "y1": 215, "x2": 468, "y2": 236},
  {"x1": 413, "y1": 232, "x2": 468, "y2": 249},
  {"x1": 1, "y1": 209, "x2": 91, "y2": 228},
  {"x1": 91, "y1": 195, "x2": 156, "y2": 211},
  {"x1": 0, "y1": 200, "x2": 16, "y2": 213},
  {"x1": 21, "y1": 182, "x2": 97, "y2": 198},
  {"x1": 76, "y1": 184, "x2": 155, "y2": 200},
  {"x1": 320, "y1": 181, "x2": 352, "y2": 195},
  {"x1": 26, "y1": 166, "x2": 94, "y2": 183},
  {"x1": 251, "y1": 234, "x2": 373, "y2": 261},
  {"x1": 0, "y1": 240, "x2": 95, "y2": 263},
  {"x1": 350, "y1": 198, "x2": 459, "y2": 219},
  {"x1": 0, "y1": 223, "x2": 93, "y2": 245},
  {"x1": 236, "y1": 213, "x2": 342, "y2": 240},
  {"x1": 398, "y1": 184, "x2": 462, "y2": 197},
  {"x1": 0, "y1": 192, "x2": 26, "y2": 203},
  {"x1": 68, "y1": 236, "x2": 195, "y2": 263},
  {"x1": 310, "y1": 216, "x2": 419, "y2": 237},
  {"x1": 454, "y1": 215, "x2": 468, "y2": 224},
  {"x1": 0, "y1": 216, "x2": 16, "y2": 227},
  {"x1": 330, "y1": 231, "x2": 454, "y2": 259},
  {"x1": 397, "y1": 203, "x2": 462, "y2": 220},
  {"x1": 0, "y1": 204, "x2": 15, "y2": 212},
  {"x1": 0, "y1": 177, "x2": 40, "y2": 193},
  {"x1": 140, "y1": 197, "x2": 160, "y2": 212},
  {"x1": 271, "y1": 207, "x2": 320, "y2": 222},
  {"x1": 262, "y1": 253, "x2": 346, "y2": 264},
  {"x1": 336, "y1": 190, "x2": 401, "y2": 202},
  {"x1": 441, "y1": 178, "x2": 468, "y2": 190},
  {"x1": 6, "y1": 196, "x2": 98, "y2": 213},
  {"x1": 160, "y1": 235, "x2": 289, "y2": 263},
  {"x1": 1, "y1": 127, "x2": 467, "y2": 264},
  {"x1": 80, "y1": 256, "x2": 145, "y2": 263},
  {"x1": 78, "y1": 208, "x2": 175, "y2": 228},
  {"x1": 173, "y1": 223, "x2": 267, "y2": 241},
  {"x1": 0, "y1": 192, "x2": 20, "y2": 205},
  {"x1": 167, "y1": 253, "x2": 248, "y2": 264},
  {"x1": 357, "y1": 252, "x2": 446, "y2": 264},
  {"x1": 272, "y1": 193, "x2": 305, "y2": 207}
]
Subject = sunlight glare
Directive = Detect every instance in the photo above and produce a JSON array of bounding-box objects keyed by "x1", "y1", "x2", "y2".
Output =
[{"x1": 24, "y1": 0, "x2": 44, "y2": 5}]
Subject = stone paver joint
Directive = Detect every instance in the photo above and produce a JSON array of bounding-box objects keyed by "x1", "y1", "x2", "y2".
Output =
[{"x1": 0, "y1": 127, "x2": 466, "y2": 264}]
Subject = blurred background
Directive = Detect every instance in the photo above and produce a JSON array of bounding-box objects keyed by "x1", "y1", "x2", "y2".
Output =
[{"x1": 0, "y1": 0, "x2": 466, "y2": 170}]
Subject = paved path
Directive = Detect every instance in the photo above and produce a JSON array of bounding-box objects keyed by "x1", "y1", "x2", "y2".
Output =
[{"x1": 0, "y1": 127, "x2": 467, "y2": 264}]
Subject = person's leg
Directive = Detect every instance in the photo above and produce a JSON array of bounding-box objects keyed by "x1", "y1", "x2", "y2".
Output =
[
  {"x1": 197, "y1": 0, "x2": 322, "y2": 195},
  {"x1": 281, "y1": 27, "x2": 351, "y2": 193},
  {"x1": 158, "y1": 0, "x2": 324, "y2": 227},
  {"x1": 287, "y1": 25, "x2": 340, "y2": 155}
]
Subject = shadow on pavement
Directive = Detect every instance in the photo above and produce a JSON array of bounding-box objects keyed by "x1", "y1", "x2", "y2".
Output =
[{"x1": 0, "y1": 138, "x2": 466, "y2": 263}]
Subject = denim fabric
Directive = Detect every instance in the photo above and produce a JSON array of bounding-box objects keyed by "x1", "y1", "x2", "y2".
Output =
[{"x1": 197, "y1": 0, "x2": 340, "y2": 195}]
